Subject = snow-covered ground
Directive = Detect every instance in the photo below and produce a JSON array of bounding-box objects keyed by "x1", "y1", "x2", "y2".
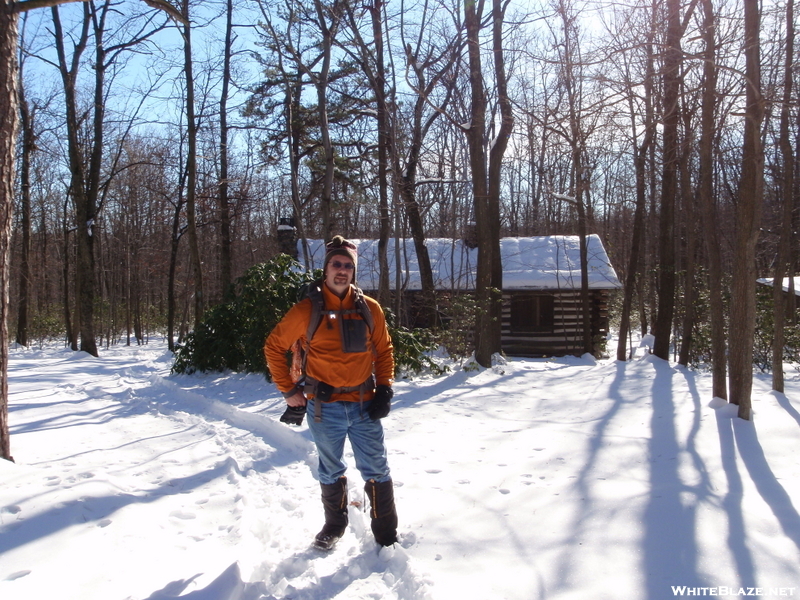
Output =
[{"x1": 2, "y1": 340, "x2": 799, "y2": 600}]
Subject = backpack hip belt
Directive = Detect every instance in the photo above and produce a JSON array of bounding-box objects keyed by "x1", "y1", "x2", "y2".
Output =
[{"x1": 305, "y1": 375, "x2": 376, "y2": 423}]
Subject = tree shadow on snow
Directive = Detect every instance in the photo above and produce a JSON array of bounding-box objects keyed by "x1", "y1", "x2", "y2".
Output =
[
  {"x1": 0, "y1": 457, "x2": 247, "y2": 556},
  {"x1": 771, "y1": 391, "x2": 800, "y2": 430},
  {"x1": 642, "y1": 358, "x2": 706, "y2": 599},
  {"x1": 729, "y1": 416, "x2": 800, "y2": 553},
  {"x1": 142, "y1": 562, "x2": 269, "y2": 600},
  {"x1": 549, "y1": 360, "x2": 631, "y2": 593},
  {"x1": 714, "y1": 410, "x2": 759, "y2": 589}
]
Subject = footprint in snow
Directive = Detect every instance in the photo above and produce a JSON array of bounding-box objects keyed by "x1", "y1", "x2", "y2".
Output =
[
  {"x1": 399, "y1": 531, "x2": 417, "y2": 548},
  {"x1": 169, "y1": 510, "x2": 197, "y2": 520}
]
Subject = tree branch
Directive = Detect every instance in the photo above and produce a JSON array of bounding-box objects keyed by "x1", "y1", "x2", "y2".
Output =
[
  {"x1": 14, "y1": 0, "x2": 187, "y2": 25},
  {"x1": 140, "y1": 0, "x2": 186, "y2": 25},
  {"x1": 14, "y1": 0, "x2": 87, "y2": 12}
]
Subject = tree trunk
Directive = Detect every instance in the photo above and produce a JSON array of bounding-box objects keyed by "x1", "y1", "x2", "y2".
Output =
[
  {"x1": 401, "y1": 181, "x2": 437, "y2": 325},
  {"x1": 15, "y1": 46, "x2": 32, "y2": 347},
  {"x1": 52, "y1": 4, "x2": 98, "y2": 357},
  {"x1": 0, "y1": 0, "x2": 18, "y2": 462},
  {"x1": 394, "y1": 29, "x2": 459, "y2": 327},
  {"x1": 617, "y1": 19, "x2": 656, "y2": 361},
  {"x1": 617, "y1": 124, "x2": 654, "y2": 360},
  {"x1": 313, "y1": 0, "x2": 339, "y2": 241},
  {"x1": 463, "y1": 0, "x2": 512, "y2": 365},
  {"x1": 576, "y1": 208, "x2": 591, "y2": 355},
  {"x1": 285, "y1": 75, "x2": 310, "y2": 267},
  {"x1": 218, "y1": 0, "x2": 233, "y2": 300},
  {"x1": 367, "y1": 0, "x2": 392, "y2": 306},
  {"x1": 62, "y1": 199, "x2": 77, "y2": 350},
  {"x1": 652, "y1": 0, "x2": 682, "y2": 360},
  {"x1": 771, "y1": 0, "x2": 794, "y2": 393},
  {"x1": 465, "y1": 0, "x2": 493, "y2": 367},
  {"x1": 182, "y1": 0, "x2": 203, "y2": 329},
  {"x1": 678, "y1": 107, "x2": 696, "y2": 367},
  {"x1": 699, "y1": 0, "x2": 726, "y2": 399},
  {"x1": 729, "y1": 0, "x2": 764, "y2": 420},
  {"x1": 488, "y1": 0, "x2": 512, "y2": 356},
  {"x1": 558, "y1": 0, "x2": 591, "y2": 355},
  {"x1": 167, "y1": 197, "x2": 182, "y2": 352}
]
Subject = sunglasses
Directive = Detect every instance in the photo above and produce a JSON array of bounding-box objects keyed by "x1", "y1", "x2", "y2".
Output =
[{"x1": 330, "y1": 260, "x2": 355, "y2": 271}]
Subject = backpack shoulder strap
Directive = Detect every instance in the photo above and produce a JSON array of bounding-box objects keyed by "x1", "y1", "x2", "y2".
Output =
[
  {"x1": 304, "y1": 280, "x2": 326, "y2": 345},
  {"x1": 352, "y1": 286, "x2": 374, "y2": 335},
  {"x1": 305, "y1": 282, "x2": 374, "y2": 346}
]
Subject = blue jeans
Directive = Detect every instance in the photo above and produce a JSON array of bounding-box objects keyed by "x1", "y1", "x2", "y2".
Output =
[{"x1": 307, "y1": 399, "x2": 391, "y2": 485}]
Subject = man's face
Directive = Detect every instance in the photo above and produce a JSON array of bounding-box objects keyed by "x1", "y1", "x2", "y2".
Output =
[{"x1": 324, "y1": 255, "x2": 355, "y2": 296}]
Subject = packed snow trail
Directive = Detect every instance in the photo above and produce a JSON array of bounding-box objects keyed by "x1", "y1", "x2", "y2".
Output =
[
  {"x1": 2, "y1": 343, "x2": 433, "y2": 600},
  {"x1": 3, "y1": 341, "x2": 800, "y2": 600}
]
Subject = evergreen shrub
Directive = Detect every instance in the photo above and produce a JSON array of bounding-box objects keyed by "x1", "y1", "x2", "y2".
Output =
[
  {"x1": 385, "y1": 308, "x2": 447, "y2": 377},
  {"x1": 172, "y1": 255, "x2": 316, "y2": 376},
  {"x1": 754, "y1": 285, "x2": 800, "y2": 372},
  {"x1": 432, "y1": 292, "x2": 477, "y2": 361}
]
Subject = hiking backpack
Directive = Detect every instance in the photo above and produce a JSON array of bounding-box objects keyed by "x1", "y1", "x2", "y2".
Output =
[{"x1": 289, "y1": 280, "x2": 375, "y2": 384}]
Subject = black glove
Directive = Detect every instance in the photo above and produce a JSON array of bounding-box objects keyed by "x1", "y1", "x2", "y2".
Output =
[
  {"x1": 367, "y1": 385, "x2": 393, "y2": 421},
  {"x1": 280, "y1": 404, "x2": 306, "y2": 426}
]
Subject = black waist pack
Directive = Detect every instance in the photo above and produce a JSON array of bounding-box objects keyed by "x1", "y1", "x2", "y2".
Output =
[{"x1": 315, "y1": 380, "x2": 335, "y2": 402}]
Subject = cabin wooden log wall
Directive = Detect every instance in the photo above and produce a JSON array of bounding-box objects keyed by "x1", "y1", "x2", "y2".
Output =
[
  {"x1": 370, "y1": 288, "x2": 612, "y2": 358},
  {"x1": 500, "y1": 290, "x2": 612, "y2": 357}
]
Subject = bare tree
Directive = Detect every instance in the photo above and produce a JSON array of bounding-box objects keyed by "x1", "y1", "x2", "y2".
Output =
[
  {"x1": 15, "y1": 13, "x2": 33, "y2": 347},
  {"x1": 47, "y1": 1, "x2": 172, "y2": 356},
  {"x1": 167, "y1": 140, "x2": 186, "y2": 352},
  {"x1": 699, "y1": 0, "x2": 727, "y2": 400},
  {"x1": 771, "y1": 0, "x2": 794, "y2": 393},
  {"x1": 340, "y1": 0, "x2": 394, "y2": 304},
  {"x1": 0, "y1": 0, "x2": 20, "y2": 462},
  {"x1": 729, "y1": 0, "x2": 765, "y2": 420},
  {"x1": 218, "y1": 0, "x2": 234, "y2": 298},
  {"x1": 615, "y1": 2, "x2": 656, "y2": 361},
  {"x1": 552, "y1": 0, "x2": 594, "y2": 355},
  {"x1": 729, "y1": 0, "x2": 764, "y2": 420},
  {"x1": 0, "y1": 0, "x2": 185, "y2": 462},
  {"x1": 250, "y1": 1, "x2": 312, "y2": 264},
  {"x1": 310, "y1": 0, "x2": 342, "y2": 241},
  {"x1": 254, "y1": 0, "x2": 353, "y2": 242},
  {"x1": 677, "y1": 101, "x2": 697, "y2": 366},
  {"x1": 464, "y1": 0, "x2": 513, "y2": 367},
  {"x1": 651, "y1": 0, "x2": 684, "y2": 360},
  {"x1": 180, "y1": 0, "x2": 203, "y2": 328},
  {"x1": 50, "y1": 2, "x2": 95, "y2": 356}
]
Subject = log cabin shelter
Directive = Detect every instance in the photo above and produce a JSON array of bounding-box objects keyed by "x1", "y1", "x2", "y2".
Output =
[{"x1": 279, "y1": 228, "x2": 622, "y2": 358}]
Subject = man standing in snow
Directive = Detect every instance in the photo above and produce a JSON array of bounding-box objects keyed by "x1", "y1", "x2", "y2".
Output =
[{"x1": 264, "y1": 235, "x2": 398, "y2": 550}]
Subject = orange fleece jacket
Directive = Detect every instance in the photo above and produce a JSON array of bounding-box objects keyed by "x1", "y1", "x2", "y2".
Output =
[{"x1": 264, "y1": 283, "x2": 394, "y2": 402}]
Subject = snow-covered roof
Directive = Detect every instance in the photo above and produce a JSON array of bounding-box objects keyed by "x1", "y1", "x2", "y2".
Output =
[
  {"x1": 295, "y1": 235, "x2": 622, "y2": 291},
  {"x1": 757, "y1": 276, "x2": 800, "y2": 296}
]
